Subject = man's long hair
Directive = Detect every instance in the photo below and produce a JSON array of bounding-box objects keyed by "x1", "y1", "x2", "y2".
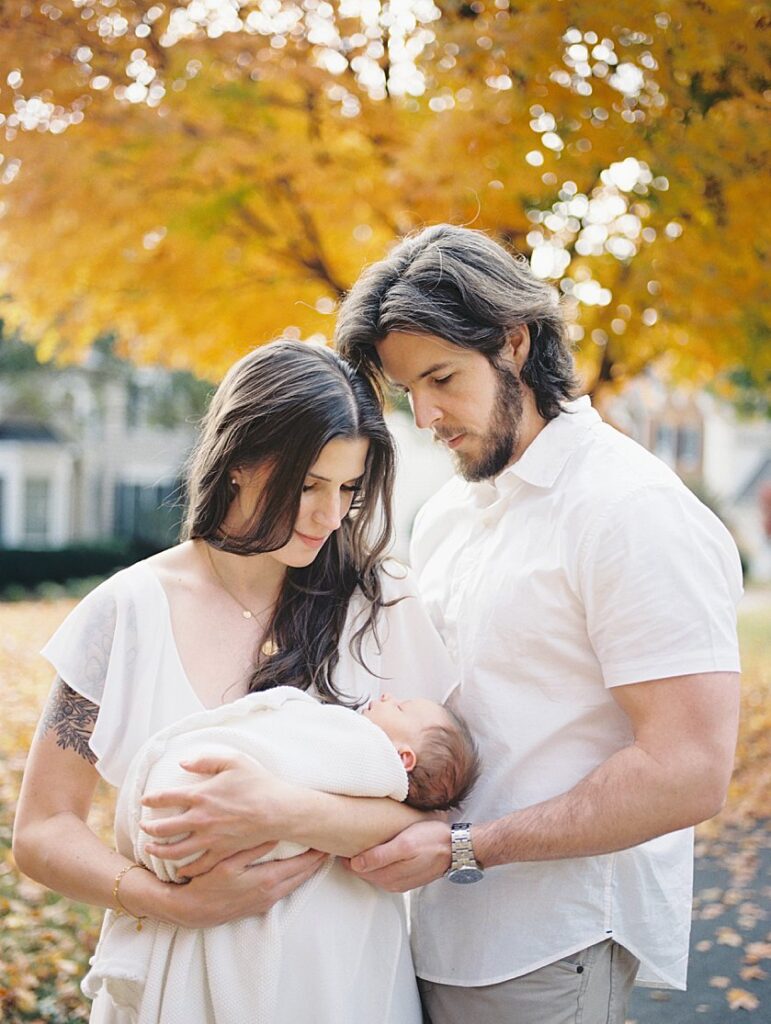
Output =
[{"x1": 335, "y1": 224, "x2": 578, "y2": 421}]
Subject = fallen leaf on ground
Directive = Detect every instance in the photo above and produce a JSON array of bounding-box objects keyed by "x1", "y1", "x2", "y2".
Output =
[{"x1": 727, "y1": 987, "x2": 760, "y2": 1011}]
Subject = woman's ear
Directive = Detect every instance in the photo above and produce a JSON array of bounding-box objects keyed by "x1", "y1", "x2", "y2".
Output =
[{"x1": 398, "y1": 746, "x2": 417, "y2": 773}]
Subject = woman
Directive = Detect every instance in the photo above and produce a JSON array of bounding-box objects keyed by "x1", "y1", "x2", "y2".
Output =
[{"x1": 13, "y1": 341, "x2": 455, "y2": 1023}]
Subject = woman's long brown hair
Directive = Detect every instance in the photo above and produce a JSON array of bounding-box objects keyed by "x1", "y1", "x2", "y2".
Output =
[{"x1": 182, "y1": 340, "x2": 396, "y2": 705}]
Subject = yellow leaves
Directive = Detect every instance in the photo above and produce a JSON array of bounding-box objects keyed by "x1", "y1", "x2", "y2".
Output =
[
  {"x1": 716, "y1": 926, "x2": 744, "y2": 948},
  {"x1": 727, "y1": 988, "x2": 760, "y2": 1011},
  {"x1": 744, "y1": 942, "x2": 771, "y2": 964},
  {"x1": 1, "y1": 1, "x2": 768, "y2": 390}
]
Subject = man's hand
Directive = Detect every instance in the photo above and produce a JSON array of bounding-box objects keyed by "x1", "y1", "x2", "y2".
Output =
[
  {"x1": 140, "y1": 752, "x2": 300, "y2": 876},
  {"x1": 345, "y1": 820, "x2": 452, "y2": 892}
]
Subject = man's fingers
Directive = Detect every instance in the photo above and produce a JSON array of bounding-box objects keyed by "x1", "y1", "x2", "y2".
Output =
[{"x1": 349, "y1": 838, "x2": 400, "y2": 874}]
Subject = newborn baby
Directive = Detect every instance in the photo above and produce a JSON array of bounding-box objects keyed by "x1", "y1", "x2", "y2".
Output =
[
  {"x1": 119, "y1": 686, "x2": 480, "y2": 883},
  {"x1": 85, "y1": 687, "x2": 480, "y2": 1022}
]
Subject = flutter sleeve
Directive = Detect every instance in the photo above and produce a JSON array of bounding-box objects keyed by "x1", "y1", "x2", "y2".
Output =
[
  {"x1": 341, "y1": 561, "x2": 459, "y2": 706},
  {"x1": 40, "y1": 570, "x2": 141, "y2": 785}
]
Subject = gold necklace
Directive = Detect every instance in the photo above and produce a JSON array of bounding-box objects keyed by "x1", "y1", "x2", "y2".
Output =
[{"x1": 205, "y1": 543, "x2": 279, "y2": 657}]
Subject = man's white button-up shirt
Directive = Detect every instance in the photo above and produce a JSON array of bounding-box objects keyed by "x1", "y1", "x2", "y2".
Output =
[{"x1": 409, "y1": 396, "x2": 743, "y2": 990}]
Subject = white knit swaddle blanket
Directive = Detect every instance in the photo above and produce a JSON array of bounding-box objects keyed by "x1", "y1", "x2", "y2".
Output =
[{"x1": 83, "y1": 687, "x2": 408, "y2": 1024}]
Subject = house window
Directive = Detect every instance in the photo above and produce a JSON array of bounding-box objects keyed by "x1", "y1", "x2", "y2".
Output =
[
  {"x1": 654, "y1": 423, "x2": 677, "y2": 465},
  {"x1": 24, "y1": 478, "x2": 50, "y2": 545},
  {"x1": 113, "y1": 481, "x2": 181, "y2": 547},
  {"x1": 676, "y1": 426, "x2": 702, "y2": 472}
]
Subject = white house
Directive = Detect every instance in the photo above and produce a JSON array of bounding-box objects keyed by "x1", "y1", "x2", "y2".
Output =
[
  {"x1": 1, "y1": 352, "x2": 767, "y2": 581},
  {"x1": 0, "y1": 356, "x2": 199, "y2": 552}
]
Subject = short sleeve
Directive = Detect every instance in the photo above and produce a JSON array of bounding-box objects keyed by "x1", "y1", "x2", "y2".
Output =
[
  {"x1": 40, "y1": 571, "x2": 147, "y2": 786},
  {"x1": 41, "y1": 578, "x2": 121, "y2": 705},
  {"x1": 578, "y1": 484, "x2": 743, "y2": 687},
  {"x1": 367, "y1": 563, "x2": 459, "y2": 704}
]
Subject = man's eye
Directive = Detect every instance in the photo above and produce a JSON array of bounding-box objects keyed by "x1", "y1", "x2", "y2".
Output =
[{"x1": 433, "y1": 375, "x2": 452, "y2": 386}]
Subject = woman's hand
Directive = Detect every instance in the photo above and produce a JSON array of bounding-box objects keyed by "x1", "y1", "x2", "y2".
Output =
[
  {"x1": 140, "y1": 752, "x2": 300, "y2": 877},
  {"x1": 159, "y1": 847, "x2": 329, "y2": 928}
]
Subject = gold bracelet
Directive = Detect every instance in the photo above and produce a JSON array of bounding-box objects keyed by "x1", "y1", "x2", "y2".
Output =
[{"x1": 113, "y1": 863, "x2": 147, "y2": 932}]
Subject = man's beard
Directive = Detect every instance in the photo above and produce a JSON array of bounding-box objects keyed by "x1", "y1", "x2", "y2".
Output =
[{"x1": 454, "y1": 363, "x2": 524, "y2": 483}]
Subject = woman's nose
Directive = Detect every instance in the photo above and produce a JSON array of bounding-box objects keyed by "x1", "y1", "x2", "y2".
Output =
[{"x1": 314, "y1": 494, "x2": 344, "y2": 530}]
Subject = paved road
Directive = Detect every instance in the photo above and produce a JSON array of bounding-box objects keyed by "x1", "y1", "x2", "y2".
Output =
[{"x1": 627, "y1": 822, "x2": 771, "y2": 1022}]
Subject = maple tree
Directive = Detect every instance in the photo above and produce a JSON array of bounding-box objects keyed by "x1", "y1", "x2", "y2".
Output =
[{"x1": 0, "y1": 0, "x2": 768, "y2": 398}]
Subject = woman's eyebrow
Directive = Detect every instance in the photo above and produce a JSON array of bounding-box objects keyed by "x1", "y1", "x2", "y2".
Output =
[{"x1": 306, "y1": 472, "x2": 365, "y2": 484}]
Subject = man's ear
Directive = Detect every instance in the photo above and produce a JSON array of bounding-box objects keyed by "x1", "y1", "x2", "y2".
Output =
[
  {"x1": 500, "y1": 324, "x2": 531, "y2": 373},
  {"x1": 398, "y1": 746, "x2": 417, "y2": 773}
]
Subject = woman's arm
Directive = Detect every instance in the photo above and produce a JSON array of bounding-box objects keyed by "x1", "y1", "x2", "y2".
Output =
[
  {"x1": 140, "y1": 751, "x2": 429, "y2": 878},
  {"x1": 13, "y1": 678, "x2": 326, "y2": 927}
]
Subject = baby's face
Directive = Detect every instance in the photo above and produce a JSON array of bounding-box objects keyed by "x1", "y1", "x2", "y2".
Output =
[{"x1": 361, "y1": 693, "x2": 451, "y2": 751}]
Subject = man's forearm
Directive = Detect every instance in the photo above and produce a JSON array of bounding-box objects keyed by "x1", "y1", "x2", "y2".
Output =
[{"x1": 473, "y1": 739, "x2": 726, "y2": 868}]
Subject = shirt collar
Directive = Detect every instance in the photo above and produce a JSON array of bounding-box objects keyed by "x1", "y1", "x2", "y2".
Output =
[{"x1": 468, "y1": 396, "x2": 600, "y2": 505}]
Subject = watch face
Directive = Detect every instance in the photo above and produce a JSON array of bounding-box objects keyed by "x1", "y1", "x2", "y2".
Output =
[{"x1": 447, "y1": 865, "x2": 484, "y2": 884}]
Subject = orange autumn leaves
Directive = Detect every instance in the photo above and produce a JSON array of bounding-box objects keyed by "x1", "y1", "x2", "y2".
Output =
[
  {"x1": 0, "y1": 0, "x2": 768, "y2": 398},
  {"x1": 0, "y1": 599, "x2": 111, "y2": 1023},
  {"x1": 2, "y1": 596, "x2": 771, "y2": 1019}
]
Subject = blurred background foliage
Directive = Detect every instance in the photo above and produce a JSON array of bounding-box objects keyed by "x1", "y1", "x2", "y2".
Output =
[{"x1": 0, "y1": 0, "x2": 768, "y2": 406}]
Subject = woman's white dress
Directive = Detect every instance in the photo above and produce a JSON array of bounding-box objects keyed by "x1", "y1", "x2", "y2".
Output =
[{"x1": 41, "y1": 560, "x2": 455, "y2": 1024}]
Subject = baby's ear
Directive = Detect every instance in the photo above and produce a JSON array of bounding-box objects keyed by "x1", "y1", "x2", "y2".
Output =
[{"x1": 398, "y1": 746, "x2": 417, "y2": 772}]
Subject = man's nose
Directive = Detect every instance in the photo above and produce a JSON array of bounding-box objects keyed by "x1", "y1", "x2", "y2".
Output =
[{"x1": 411, "y1": 392, "x2": 441, "y2": 430}]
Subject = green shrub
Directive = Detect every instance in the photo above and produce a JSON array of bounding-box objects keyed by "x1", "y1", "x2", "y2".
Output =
[{"x1": 0, "y1": 541, "x2": 160, "y2": 596}]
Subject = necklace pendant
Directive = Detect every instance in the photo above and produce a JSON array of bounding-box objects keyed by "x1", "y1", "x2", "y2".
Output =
[{"x1": 242, "y1": 609, "x2": 253, "y2": 619}]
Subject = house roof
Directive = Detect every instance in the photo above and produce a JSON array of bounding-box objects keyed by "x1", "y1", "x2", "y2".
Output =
[{"x1": 0, "y1": 420, "x2": 63, "y2": 443}]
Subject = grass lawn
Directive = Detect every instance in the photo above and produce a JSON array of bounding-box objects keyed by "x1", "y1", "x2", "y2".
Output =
[{"x1": 0, "y1": 593, "x2": 769, "y2": 1022}]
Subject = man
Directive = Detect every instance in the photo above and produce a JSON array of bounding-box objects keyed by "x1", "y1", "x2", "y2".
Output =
[{"x1": 335, "y1": 224, "x2": 743, "y2": 1024}]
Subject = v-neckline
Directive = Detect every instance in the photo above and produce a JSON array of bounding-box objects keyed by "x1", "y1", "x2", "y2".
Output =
[{"x1": 135, "y1": 562, "x2": 212, "y2": 711}]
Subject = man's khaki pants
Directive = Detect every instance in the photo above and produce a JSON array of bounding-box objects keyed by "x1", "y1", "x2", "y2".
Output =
[{"x1": 418, "y1": 939, "x2": 640, "y2": 1024}]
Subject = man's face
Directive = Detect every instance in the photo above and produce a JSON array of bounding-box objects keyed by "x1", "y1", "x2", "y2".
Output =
[{"x1": 377, "y1": 331, "x2": 524, "y2": 482}]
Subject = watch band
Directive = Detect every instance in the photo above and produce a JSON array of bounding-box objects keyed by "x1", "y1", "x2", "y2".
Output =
[
  {"x1": 450, "y1": 823, "x2": 477, "y2": 870},
  {"x1": 446, "y1": 822, "x2": 484, "y2": 883}
]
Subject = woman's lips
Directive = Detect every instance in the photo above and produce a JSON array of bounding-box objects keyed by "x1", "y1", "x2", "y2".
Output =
[{"x1": 294, "y1": 530, "x2": 328, "y2": 548}]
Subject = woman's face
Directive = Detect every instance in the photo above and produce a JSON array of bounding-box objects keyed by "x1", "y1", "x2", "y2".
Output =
[{"x1": 228, "y1": 436, "x2": 370, "y2": 568}]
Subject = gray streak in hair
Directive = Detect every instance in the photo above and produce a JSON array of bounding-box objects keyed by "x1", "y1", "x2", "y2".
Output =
[{"x1": 335, "y1": 224, "x2": 578, "y2": 420}]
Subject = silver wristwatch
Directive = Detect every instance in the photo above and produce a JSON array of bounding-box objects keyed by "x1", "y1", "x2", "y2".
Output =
[{"x1": 446, "y1": 822, "x2": 484, "y2": 884}]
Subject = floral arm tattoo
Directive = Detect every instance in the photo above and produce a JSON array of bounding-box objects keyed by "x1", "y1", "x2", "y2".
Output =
[{"x1": 40, "y1": 676, "x2": 98, "y2": 765}]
